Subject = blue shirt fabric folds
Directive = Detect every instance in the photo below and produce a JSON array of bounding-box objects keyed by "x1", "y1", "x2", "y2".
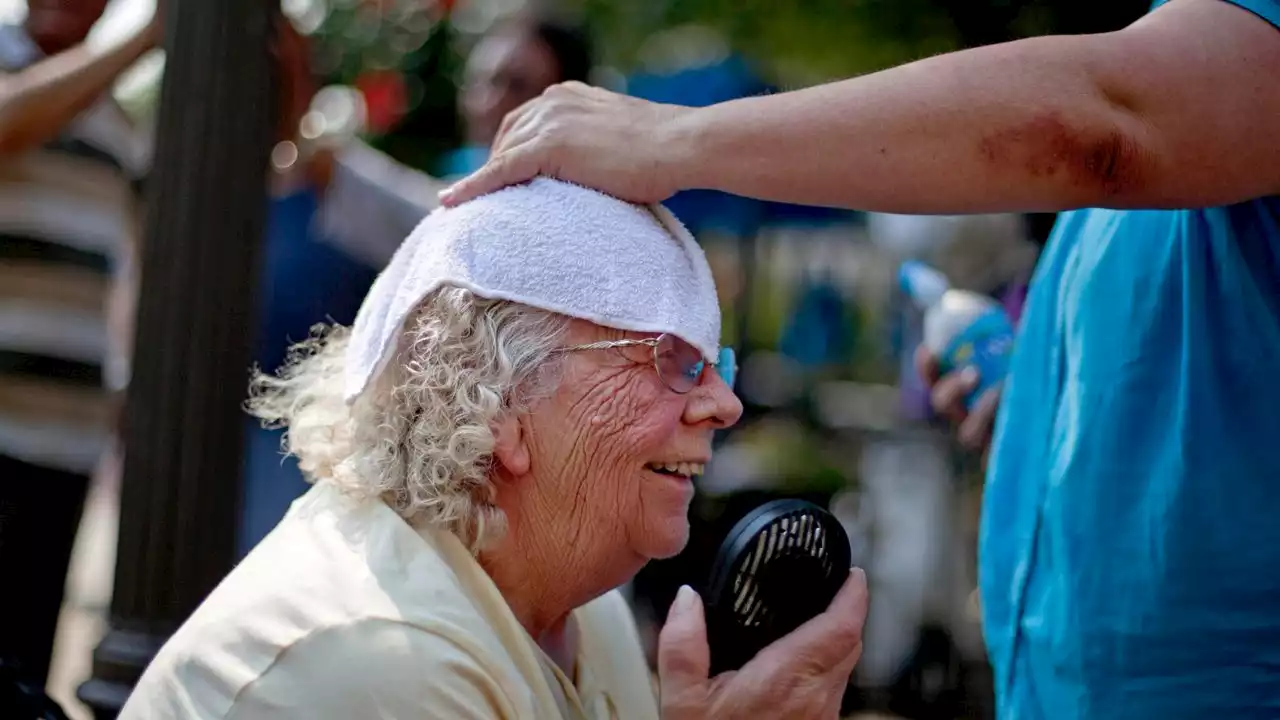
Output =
[{"x1": 981, "y1": 2, "x2": 1280, "y2": 716}]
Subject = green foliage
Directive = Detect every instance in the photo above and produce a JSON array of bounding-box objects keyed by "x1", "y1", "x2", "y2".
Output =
[
  {"x1": 311, "y1": 4, "x2": 465, "y2": 172},
  {"x1": 307, "y1": 0, "x2": 1152, "y2": 170},
  {"x1": 366, "y1": 23, "x2": 465, "y2": 174},
  {"x1": 566, "y1": 0, "x2": 1151, "y2": 82}
]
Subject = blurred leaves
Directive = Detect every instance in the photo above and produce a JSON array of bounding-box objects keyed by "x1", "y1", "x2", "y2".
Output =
[
  {"x1": 567, "y1": 0, "x2": 1151, "y2": 83},
  {"x1": 310, "y1": 1, "x2": 465, "y2": 171},
  {"x1": 302, "y1": 0, "x2": 1151, "y2": 170}
]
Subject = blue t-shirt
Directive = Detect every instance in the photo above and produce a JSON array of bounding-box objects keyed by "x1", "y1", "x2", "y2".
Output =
[
  {"x1": 255, "y1": 190, "x2": 378, "y2": 372},
  {"x1": 237, "y1": 190, "x2": 380, "y2": 558},
  {"x1": 981, "y1": 2, "x2": 1280, "y2": 718}
]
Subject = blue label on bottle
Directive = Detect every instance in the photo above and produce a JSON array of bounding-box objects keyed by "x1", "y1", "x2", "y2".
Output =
[{"x1": 939, "y1": 308, "x2": 1014, "y2": 409}]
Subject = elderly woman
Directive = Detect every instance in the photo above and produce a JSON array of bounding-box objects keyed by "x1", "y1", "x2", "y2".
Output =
[{"x1": 119, "y1": 178, "x2": 866, "y2": 720}]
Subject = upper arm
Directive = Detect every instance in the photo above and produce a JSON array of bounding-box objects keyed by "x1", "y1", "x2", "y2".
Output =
[
  {"x1": 1097, "y1": 0, "x2": 1280, "y2": 205},
  {"x1": 227, "y1": 620, "x2": 516, "y2": 720}
]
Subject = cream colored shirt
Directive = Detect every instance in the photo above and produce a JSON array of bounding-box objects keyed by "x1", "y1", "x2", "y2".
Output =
[{"x1": 119, "y1": 482, "x2": 661, "y2": 720}]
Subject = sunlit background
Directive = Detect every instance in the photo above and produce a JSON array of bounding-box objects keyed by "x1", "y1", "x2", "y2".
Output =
[
  {"x1": 0, "y1": 0, "x2": 160, "y2": 101},
  {"x1": 23, "y1": 0, "x2": 1155, "y2": 717}
]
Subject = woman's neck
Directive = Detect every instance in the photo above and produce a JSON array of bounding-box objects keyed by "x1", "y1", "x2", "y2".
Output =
[
  {"x1": 478, "y1": 513, "x2": 639, "y2": 646},
  {"x1": 480, "y1": 538, "x2": 578, "y2": 642},
  {"x1": 481, "y1": 469, "x2": 648, "y2": 663}
]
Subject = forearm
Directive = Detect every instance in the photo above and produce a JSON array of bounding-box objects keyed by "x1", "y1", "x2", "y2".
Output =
[
  {"x1": 315, "y1": 140, "x2": 441, "y2": 268},
  {"x1": 0, "y1": 25, "x2": 157, "y2": 156},
  {"x1": 670, "y1": 32, "x2": 1151, "y2": 214}
]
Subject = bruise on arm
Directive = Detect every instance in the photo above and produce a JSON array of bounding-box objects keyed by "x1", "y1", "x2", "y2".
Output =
[{"x1": 977, "y1": 110, "x2": 1148, "y2": 201}]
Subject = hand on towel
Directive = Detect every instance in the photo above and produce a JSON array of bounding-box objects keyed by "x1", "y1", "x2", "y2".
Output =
[{"x1": 440, "y1": 82, "x2": 688, "y2": 207}]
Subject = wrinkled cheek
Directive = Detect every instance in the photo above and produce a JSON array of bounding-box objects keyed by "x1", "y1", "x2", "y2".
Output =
[{"x1": 556, "y1": 431, "x2": 636, "y2": 530}]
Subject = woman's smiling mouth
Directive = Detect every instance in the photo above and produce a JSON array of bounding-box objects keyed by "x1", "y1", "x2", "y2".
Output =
[{"x1": 645, "y1": 461, "x2": 706, "y2": 480}]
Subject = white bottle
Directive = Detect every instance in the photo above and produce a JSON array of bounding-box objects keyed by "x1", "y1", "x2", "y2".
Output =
[{"x1": 899, "y1": 261, "x2": 1014, "y2": 409}]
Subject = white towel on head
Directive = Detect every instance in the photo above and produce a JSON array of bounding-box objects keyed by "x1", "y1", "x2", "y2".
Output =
[{"x1": 344, "y1": 177, "x2": 722, "y2": 404}]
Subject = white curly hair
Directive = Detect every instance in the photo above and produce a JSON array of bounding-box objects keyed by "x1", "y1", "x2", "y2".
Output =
[{"x1": 247, "y1": 286, "x2": 570, "y2": 553}]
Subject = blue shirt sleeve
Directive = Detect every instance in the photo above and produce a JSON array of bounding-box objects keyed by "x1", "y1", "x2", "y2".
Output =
[
  {"x1": 1222, "y1": 0, "x2": 1280, "y2": 27},
  {"x1": 1152, "y1": 0, "x2": 1280, "y2": 28}
]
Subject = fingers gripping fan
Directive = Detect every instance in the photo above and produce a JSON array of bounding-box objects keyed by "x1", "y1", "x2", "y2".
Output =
[{"x1": 704, "y1": 499, "x2": 852, "y2": 675}]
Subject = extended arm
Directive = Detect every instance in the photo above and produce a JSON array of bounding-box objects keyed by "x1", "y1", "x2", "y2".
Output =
[
  {"x1": 445, "y1": 0, "x2": 1280, "y2": 212},
  {"x1": 669, "y1": 0, "x2": 1279, "y2": 212}
]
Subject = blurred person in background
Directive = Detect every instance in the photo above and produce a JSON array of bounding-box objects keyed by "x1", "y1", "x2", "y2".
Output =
[
  {"x1": 444, "y1": 0, "x2": 1280, "y2": 717},
  {"x1": 0, "y1": 0, "x2": 159, "y2": 688},
  {"x1": 438, "y1": 16, "x2": 593, "y2": 179},
  {"x1": 302, "y1": 12, "x2": 595, "y2": 245},
  {"x1": 237, "y1": 14, "x2": 595, "y2": 556}
]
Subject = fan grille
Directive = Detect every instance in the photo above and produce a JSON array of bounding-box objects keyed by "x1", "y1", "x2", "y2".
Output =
[
  {"x1": 730, "y1": 510, "x2": 837, "y2": 628},
  {"x1": 705, "y1": 499, "x2": 852, "y2": 674}
]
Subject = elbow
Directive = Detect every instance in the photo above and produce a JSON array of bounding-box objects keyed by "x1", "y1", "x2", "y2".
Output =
[
  {"x1": 1073, "y1": 85, "x2": 1165, "y2": 205},
  {"x1": 0, "y1": 109, "x2": 35, "y2": 158},
  {"x1": 0, "y1": 133, "x2": 27, "y2": 157},
  {"x1": 0, "y1": 82, "x2": 49, "y2": 158},
  {"x1": 1071, "y1": 119, "x2": 1155, "y2": 204},
  {"x1": 978, "y1": 106, "x2": 1156, "y2": 208},
  {"x1": 0, "y1": 86, "x2": 54, "y2": 158}
]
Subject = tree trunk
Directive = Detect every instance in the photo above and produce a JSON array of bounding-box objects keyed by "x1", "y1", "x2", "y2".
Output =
[{"x1": 76, "y1": 0, "x2": 276, "y2": 716}]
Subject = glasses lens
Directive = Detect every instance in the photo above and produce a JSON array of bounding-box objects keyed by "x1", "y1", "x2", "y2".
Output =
[
  {"x1": 656, "y1": 334, "x2": 704, "y2": 393},
  {"x1": 717, "y1": 347, "x2": 737, "y2": 389}
]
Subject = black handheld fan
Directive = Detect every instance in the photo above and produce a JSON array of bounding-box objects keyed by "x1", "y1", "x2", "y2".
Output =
[{"x1": 703, "y1": 498, "x2": 852, "y2": 675}]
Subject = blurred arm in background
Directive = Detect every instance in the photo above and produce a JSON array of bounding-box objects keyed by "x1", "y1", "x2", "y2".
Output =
[
  {"x1": 276, "y1": 11, "x2": 593, "y2": 268},
  {"x1": 0, "y1": 10, "x2": 159, "y2": 157},
  {"x1": 309, "y1": 142, "x2": 442, "y2": 268},
  {"x1": 443, "y1": 0, "x2": 1280, "y2": 214},
  {"x1": 272, "y1": 17, "x2": 439, "y2": 269}
]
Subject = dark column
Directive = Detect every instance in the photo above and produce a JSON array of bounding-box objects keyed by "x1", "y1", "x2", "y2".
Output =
[{"x1": 76, "y1": 0, "x2": 277, "y2": 716}]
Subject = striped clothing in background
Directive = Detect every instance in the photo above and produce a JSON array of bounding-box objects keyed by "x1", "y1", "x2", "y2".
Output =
[{"x1": 0, "y1": 25, "x2": 150, "y2": 476}]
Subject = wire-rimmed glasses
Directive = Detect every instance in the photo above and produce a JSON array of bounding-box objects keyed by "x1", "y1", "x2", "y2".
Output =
[{"x1": 556, "y1": 333, "x2": 737, "y2": 394}]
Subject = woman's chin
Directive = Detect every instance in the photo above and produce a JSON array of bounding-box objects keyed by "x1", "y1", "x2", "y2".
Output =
[
  {"x1": 647, "y1": 519, "x2": 691, "y2": 560},
  {"x1": 633, "y1": 471, "x2": 696, "y2": 559}
]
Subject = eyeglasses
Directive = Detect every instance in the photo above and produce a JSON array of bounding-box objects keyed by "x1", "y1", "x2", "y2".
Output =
[{"x1": 557, "y1": 333, "x2": 737, "y2": 394}]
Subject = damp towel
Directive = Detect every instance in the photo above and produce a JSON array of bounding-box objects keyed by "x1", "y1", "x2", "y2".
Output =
[{"x1": 344, "y1": 177, "x2": 722, "y2": 403}]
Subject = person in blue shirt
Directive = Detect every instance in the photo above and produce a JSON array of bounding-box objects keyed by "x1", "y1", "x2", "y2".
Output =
[{"x1": 440, "y1": 0, "x2": 1280, "y2": 717}]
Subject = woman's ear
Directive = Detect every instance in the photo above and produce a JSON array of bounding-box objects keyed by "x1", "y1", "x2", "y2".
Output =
[{"x1": 491, "y1": 412, "x2": 530, "y2": 477}]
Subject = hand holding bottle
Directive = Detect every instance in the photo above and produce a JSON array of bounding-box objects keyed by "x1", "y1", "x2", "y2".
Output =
[
  {"x1": 915, "y1": 346, "x2": 1002, "y2": 459},
  {"x1": 901, "y1": 260, "x2": 1012, "y2": 464}
]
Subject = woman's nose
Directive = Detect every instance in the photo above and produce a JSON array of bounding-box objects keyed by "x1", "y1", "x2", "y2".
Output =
[{"x1": 684, "y1": 370, "x2": 744, "y2": 430}]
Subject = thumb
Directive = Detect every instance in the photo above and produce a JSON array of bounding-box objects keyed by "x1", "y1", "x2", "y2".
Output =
[
  {"x1": 439, "y1": 144, "x2": 541, "y2": 206},
  {"x1": 657, "y1": 585, "x2": 710, "y2": 693}
]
